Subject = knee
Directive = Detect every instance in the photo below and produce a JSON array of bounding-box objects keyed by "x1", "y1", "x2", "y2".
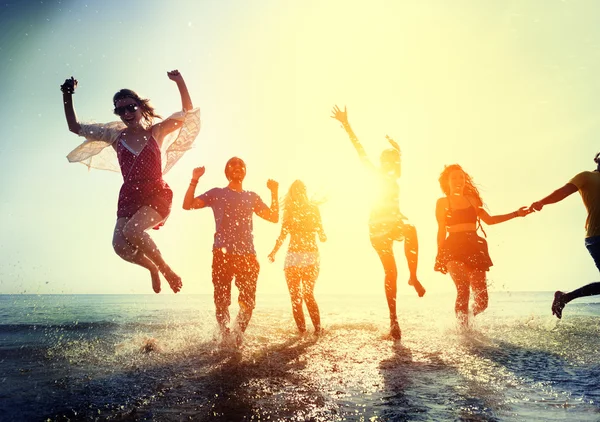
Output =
[
  {"x1": 384, "y1": 268, "x2": 397, "y2": 282},
  {"x1": 112, "y1": 238, "x2": 135, "y2": 260}
]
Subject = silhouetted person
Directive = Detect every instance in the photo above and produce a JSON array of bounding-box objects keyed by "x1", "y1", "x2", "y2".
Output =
[
  {"x1": 435, "y1": 164, "x2": 530, "y2": 326},
  {"x1": 268, "y1": 180, "x2": 326, "y2": 336},
  {"x1": 183, "y1": 158, "x2": 279, "y2": 346},
  {"x1": 331, "y1": 105, "x2": 425, "y2": 341},
  {"x1": 529, "y1": 153, "x2": 600, "y2": 319}
]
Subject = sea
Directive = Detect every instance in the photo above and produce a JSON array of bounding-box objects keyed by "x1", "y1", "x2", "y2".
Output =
[{"x1": 1, "y1": 291, "x2": 599, "y2": 421}]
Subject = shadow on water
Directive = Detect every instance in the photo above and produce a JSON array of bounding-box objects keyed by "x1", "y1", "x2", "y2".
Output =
[
  {"x1": 44, "y1": 335, "x2": 329, "y2": 421},
  {"x1": 378, "y1": 341, "x2": 503, "y2": 422},
  {"x1": 464, "y1": 335, "x2": 600, "y2": 408}
]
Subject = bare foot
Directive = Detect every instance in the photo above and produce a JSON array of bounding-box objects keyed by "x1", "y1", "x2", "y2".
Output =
[
  {"x1": 390, "y1": 320, "x2": 401, "y2": 341},
  {"x1": 408, "y1": 277, "x2": 426, "y2": 297},
  {"x1": 552, "y1": 291, "x2": 566, "y2": 319},
  {"x1": 151, "y1": 271, "x2": 161, "y2": 294},
  {"x1": 162, "y1": 267, "x2": 182, "y2": 293}
]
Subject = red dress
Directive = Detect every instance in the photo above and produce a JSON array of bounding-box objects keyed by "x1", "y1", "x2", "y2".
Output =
[{"x1": 116, "y1": 137, "x2": 173, "y2": 226}]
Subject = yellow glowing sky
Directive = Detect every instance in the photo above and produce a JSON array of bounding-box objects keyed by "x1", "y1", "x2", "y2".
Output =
[{"x1": 1, "y1": 0, "x2": 599, "y2": 295}]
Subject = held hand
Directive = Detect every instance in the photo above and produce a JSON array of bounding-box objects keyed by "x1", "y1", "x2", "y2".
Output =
[
  {"x1": 60, "y1": 76, "x2": 78, "y2": 94},
  {"x1": 192, "y1": 166, "x2": 205, "y2": 180},
  {"x1": 267, "y1": 179, "x2": 279, "y2": 192},
  {"x1": 167, "y1": 69, "x2": 184, "y2": 83},
  {"x1": 268, "y1": 253, "x2": 276, "y2": 263},
  {"x1": 530, "y1": 201, "x2": 544, "y2": 212},
  {"x1": 330, "y1": 104, "x2": 348, "y2": 124},
  {"x1": 515, "y1": 206, "x2": 531, "y2": 217}
]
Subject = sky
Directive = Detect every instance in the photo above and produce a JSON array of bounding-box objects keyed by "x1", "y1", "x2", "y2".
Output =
[{"x1": 1, "y1": 0, "x2": 599, "y2": 296}]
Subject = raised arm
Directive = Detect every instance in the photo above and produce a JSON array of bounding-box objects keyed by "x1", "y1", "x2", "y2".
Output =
[
  {"x1": 530, "y1": 183, "x2": 578, "y2": 212},
  {"x1": 153, "y1": 70, "x2": 194, "y2": 139},
  {"x1": 435, "y1": 198, "x2": 449, "y2": 249},
  {"x1": 256, "y1": 179, "x2": 280, "y2": 223},
  {"x1": 61, "y1": 77, "x2": 81, "y2": 134},
  {"x1": 478, "y1": 206, "x2": 530, "y2": 225},
  {"x1": 182, "y1": 167, "x2": 207, "y2": 210},
  {"x1": 331, "y1": 105, "x2": 375, "y2": 170}
]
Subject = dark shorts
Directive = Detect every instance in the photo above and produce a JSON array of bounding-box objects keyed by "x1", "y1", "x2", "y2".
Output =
[
  {"x1": 435, "y1": 231, "x2": 493, "y2": 274},
  {"x1": 585, "y1": 235, "x2": 600, "y2": 271},
  {"x1": 212, "y1": 249, "x2": 260, "y2": 311},
  {"x1": 369, "y1": 219, "x2": 411, "y2": 252}
]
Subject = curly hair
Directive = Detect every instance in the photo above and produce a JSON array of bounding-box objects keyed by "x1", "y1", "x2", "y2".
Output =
[
  {"x1": 113, "y1": 89, "x2": 162, "y2": 129},
  {"x1": 438, "y1": 164, "x2": 483, "y2": 207}
]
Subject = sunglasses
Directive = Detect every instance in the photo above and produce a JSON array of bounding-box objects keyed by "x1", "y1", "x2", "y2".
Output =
[{"x1": 114, "y1": 103, "x2": 139, "y2": 116}]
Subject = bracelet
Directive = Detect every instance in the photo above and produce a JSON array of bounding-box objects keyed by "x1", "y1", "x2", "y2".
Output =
[
  {"x1": 513, "y1": 211, "x2": 518, "y2": 218},
  {"x1": 190, "y1": 179, "x2": 198, "y2": 186}
]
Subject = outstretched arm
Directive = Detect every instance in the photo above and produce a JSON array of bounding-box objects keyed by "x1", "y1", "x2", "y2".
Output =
[
  {"x1": 268, "y1": 225, "x2": 288, "y2": 262},
  {"x1": 153, "y1": 70, "x2": 194, "y2": 139},
  {"x1": 256, "y1": 179, "x2": 279, "y2": 223},
  {"x1": 478, "y1": 206, "x2": 530, "y2": 225},
  {"x1": 182, "y1": 167, "x2": 207, "y2": 210},
  {"x1": 331, "y1": 105, "x2": 375, "y2": 170},
  {"x1": 61, "y1": 77, "x2": 81, "y2": 134},
  {"x1": 530, "y1": 183, "x2": 578, "y2": 212},
  {"x1": 316, "y1": 207, "x2": 327, "y2": 242}
]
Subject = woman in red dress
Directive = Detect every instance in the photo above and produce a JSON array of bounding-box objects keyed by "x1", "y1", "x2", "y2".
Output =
[{"x1": 61, "y1": 70, "x2": 201, "y2": 293}]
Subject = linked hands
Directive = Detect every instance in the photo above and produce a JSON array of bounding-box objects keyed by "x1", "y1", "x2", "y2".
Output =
[
  {"x1": 515, "y1": 206, "x2": 534, "y2": 217},
  {"x1": 528, "y1": 201, "x2": 544, "y2": 213},
  {"x1": 60, "y1": 76, "x2": 78, "y2": 94}
]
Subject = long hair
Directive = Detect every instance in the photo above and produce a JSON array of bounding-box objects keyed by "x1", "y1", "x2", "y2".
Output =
[
  {"x1": 438, "y1": 164, "x2": 483, "y2": 207},
  {"x1": 113, "y1": 89, "x2": 162, "y2": 129},
  {"x1": 282, "y1": 180, "x2": 318, "y2": 230}
]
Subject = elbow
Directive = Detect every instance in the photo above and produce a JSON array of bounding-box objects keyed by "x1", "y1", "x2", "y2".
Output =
[
  {"x1": 68, "y1": 123, "x2": 81, "y2": 135},
  {"x1": 182, "y1": 202, "x2": 191, "y2": 211}
]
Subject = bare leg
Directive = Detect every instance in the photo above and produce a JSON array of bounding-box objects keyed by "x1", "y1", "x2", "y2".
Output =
[
  {"x1": 374, "y1": 244, "x2": 401, "y2": 340},
  {"x1": 552, "y1": 282, "x2": 600, "y2": 319},
  {"x1": 113, "y1": 217, "x2": 162, "y2": 293},
  {"x1": 122, "y1": 206, "x2": 181, "y2": 293},
  {"x1": 403, "y1": 224, "x2": 425, "y2": 297},
  {"x1": 285, "y1": 267, "x2": 307, "y2": 333},
  {"x1": 301, "y1": 265, "x2": 321, "y2": 334},
  {"x1": 447, "y1": 261, "x2": 470, "y2": 327},
  {"x1": 470, "y1": 270, "x2": 488, "y2": 316}
]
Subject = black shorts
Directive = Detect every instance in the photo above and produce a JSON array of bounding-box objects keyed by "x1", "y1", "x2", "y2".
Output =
[{"x1": 435, "y1": 231, "x2": 493, "y2": 274}]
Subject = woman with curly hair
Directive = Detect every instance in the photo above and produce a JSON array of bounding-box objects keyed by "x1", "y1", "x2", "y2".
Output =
[
  {"x1": 60, "y1": 70, "x2": 201, "y2": 294},
  {"x1": 331, "y1": 104, "x2": 425, "y2": 341},
  {"x1": 268, "y1": 180, "x2": 326, "y2": 335},
  {"x1": 435, "y1": 164, "x2": 530, "y2": 326}
]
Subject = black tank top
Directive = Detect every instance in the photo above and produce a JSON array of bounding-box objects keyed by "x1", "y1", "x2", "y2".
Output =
[{"x1": 446, "y1": 205, "x2": 477, "y2": 227}]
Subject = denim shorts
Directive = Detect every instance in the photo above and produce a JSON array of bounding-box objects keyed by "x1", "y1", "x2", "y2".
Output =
[{"x1": 585, "y1": 235, "x2": 600, "y2": 271}]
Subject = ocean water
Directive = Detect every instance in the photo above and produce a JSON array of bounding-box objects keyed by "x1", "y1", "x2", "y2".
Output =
[{"x1": 1, "y1": 291, "x2": 599, "y2": 421}]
